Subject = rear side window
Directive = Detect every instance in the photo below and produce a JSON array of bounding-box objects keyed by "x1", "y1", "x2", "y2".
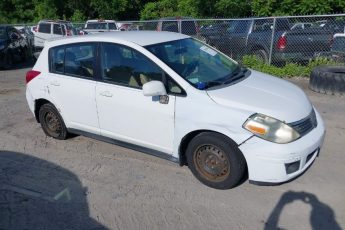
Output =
[
  {"x1": 50, "y1": 43, "x2": 96, "y2": 79},
  {"x1": 252, "y1": 19, "x2": 273, "y2": 32},
  {"x1": 53, "y1": 24, "x2": 63, "y2": 35},
  {"x1": 39, "y1": 23, "x2": 51, "y2": 34},
  {"x1": 108, "y1": 23, "x2": 117, "y2": 30}
]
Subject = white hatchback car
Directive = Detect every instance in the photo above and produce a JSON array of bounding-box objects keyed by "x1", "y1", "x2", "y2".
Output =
[{"x1": 26, "y1": 31, "x2": 325, "y2": 189}]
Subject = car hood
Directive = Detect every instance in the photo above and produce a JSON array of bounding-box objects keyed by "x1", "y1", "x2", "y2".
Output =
[{"x1": 206, "y1": 70, "x2": 312, "y2": 123}]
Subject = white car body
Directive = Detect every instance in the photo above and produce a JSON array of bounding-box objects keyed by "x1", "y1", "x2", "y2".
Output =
[{"x1": 26, "y1": 31, "x2": 325, "y2": 185}]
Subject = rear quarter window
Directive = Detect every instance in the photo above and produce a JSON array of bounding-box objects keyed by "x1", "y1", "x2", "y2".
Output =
[
  {"x1": 50, "y1": 46, "x2": 65, "y2": 73},
  {"x1": 49, "y1": 43, "x2": 96, "y2": 79}
]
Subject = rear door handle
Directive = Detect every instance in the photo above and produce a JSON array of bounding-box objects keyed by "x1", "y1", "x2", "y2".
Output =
[
  {"x1": 50, "y1": 81, "x2": 60, "y2": 86},
  {"x1": 100, "y1": 91, "x2": 113, "y2": 97}
]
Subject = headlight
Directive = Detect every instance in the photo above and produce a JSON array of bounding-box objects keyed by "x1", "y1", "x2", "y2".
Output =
[
  {"x1": 0, "y1": 44, "x2": 5, "y2": 50},
  {"x1": 243, "y1": 114, "x2": 300, "y2": 144}
]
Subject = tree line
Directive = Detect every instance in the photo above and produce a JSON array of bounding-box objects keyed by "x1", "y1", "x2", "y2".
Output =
[{"x1": 0, "y1": 0, "x2": 345, "y2": 23}]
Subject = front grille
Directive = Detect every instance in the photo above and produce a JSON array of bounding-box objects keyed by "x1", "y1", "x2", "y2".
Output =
[{"x1": 289, "y1": 109, "x2": 317, "y2": 137}]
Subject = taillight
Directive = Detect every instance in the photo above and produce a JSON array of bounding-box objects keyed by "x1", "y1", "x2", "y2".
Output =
[
  {"x1": 34, "y1": 26, "x2": 38, "y2": 32},
  {"x1": 67, "y1": 30, "x2": 72, "y2": 36},
  {"x1": 277, "y1": 35, "x2": 287, "y2": 50},
  {"x1": 26, "y1": 70, "x2": 41, "y2": 84},
  {"x1": 195, "y1": 24, "x2": 200, "y2": 33}
]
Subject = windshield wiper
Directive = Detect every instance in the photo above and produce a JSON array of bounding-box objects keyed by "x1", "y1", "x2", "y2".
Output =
[
  {"x1": 199, "y1": 67, "x2": 248, "y2": 90},
  {"x1": 223, "y1": 67, "x2": 248, "y2": 84}
]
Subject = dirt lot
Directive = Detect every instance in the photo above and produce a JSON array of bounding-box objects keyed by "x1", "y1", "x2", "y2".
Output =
[{"x1": 1, "y1": 64, "x2": 344, "y2": 230}]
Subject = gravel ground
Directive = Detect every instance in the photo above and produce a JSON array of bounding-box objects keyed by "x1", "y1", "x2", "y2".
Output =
[{"x1": 0, "y1": 64, "x2": 344, "y2": 230}]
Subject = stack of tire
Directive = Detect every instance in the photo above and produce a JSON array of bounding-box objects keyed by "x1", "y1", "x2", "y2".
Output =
[{"x1": 309, "y1": 66, "x2": 345, "y2": 95}]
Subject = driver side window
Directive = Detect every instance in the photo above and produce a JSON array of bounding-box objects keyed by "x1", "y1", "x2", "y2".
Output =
[{"x1": 100, "y1": 43, "x2": 185, "y2": 94}]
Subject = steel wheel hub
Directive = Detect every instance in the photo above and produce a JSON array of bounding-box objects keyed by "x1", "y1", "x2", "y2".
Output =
[{"x1": 194, "y1": 145, "x2": 230, "y2": 182}]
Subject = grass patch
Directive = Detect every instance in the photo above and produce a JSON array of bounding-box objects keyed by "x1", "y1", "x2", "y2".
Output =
[{"x1": 241, "y1": 55, "x2": 341, "y2": 78}]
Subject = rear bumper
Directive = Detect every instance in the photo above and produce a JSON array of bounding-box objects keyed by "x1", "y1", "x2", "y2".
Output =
[
  {"x1": 26, "y1": 87, "x2": 35, "y2": 116},
  {"x1": 239, "y1": 109, "x2": 325, "y2": 184}
]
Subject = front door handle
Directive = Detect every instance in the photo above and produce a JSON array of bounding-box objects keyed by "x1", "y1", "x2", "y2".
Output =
[
  {"x1": 50, "y1": 81, "x2": 60, "y2": 86},
  {"x1": 99, "y1": 91, "x2": 113, "y2": 97}
]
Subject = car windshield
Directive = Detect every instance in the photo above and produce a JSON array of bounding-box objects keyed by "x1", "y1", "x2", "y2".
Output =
[
  {"x1": 0, "y1": 27, "x2": 6, "y2": 39},
  {"x1": 145, "y1": 38, "x2": 240, "y2": 89},
  {"x1": 86, "y1": 22, "x2": 107, "y2": 30}
]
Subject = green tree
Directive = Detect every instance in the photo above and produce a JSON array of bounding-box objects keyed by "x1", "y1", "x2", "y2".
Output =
[
  {"x1": 70, "y1": 9, "x2": 86, "y2": 22},
  {"x1": 215, "y1": 0, "x2": 251, "y2": 18},
  {"x1": 33, "y1": 0, "x2": 58, "y2": 21}
]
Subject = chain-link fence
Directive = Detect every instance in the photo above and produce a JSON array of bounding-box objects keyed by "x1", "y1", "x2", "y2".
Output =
[
  {"x1": 118, "y1": 15, "x2": 345, "y2": 66},
  {"x1": 13, "y1": 14, "x2": 345, "y2": 66}
]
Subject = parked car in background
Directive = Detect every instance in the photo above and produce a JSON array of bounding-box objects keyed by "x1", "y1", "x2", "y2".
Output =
[
  {"x1": 290, "y1": 22, "x2": 313, "y2": 30},
  {"x1": 331, "y1": 33, "x2": 345, "y2": 61},
  {"x1": 84, "y1": 20, "x2": 118, "y2": 34},
  {"x1": 315, "y1": 33, "x2": 345, "y2": 62},
  {"x1": 0, "y1": 25, "x2": 30, "y2": 68},
  {"x1": 34, "y1": 20, "x2": 77, "y2": 51},
  {"x1": 206, "y1": 18, "x2": 333, "y2": 64},
  {"x1": 322, "y1": 20, "x2": 345, "y2": 34},
  {"x1": 199, "y1": 21, "x2": 231, "y2": 43},
  {"x1": 15, "y1": 25, "x2": 35, "y2": 53},
  {"x1": 26, "y1": 31, "x2": 325, "y2": 189},
  {"x1": 157, "y1": 17, "x2": 199, "y2": 36}
]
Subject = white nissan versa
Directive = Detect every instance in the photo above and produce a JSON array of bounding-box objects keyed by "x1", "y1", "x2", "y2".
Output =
[{"x1": 25, "y1": 31, "x2": 325, "y2": 189}]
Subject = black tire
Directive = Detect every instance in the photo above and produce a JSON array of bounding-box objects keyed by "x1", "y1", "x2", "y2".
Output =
[
  {"x1": 309, "y1": 66, "x2": 345, "y2": 95},
  {"x1": 21, "y1": 47, "x2": 28, "y2": 62},
  {"x1": 253, "y1": 49, "x2": 269, "y2": 64},
  {"x1": 39, "y1": 103, "x2": 68, "y2": 140},
  {"x1": 186, "y1": 132, "x2": 247, "y2": 189},
  {"x1": 4, "y1": 52, "x2": 13, "y2": 69}
]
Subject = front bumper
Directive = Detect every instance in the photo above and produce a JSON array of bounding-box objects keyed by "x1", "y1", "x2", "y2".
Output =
[{"x1": 239, "y1": 109, "x2": 325, "y2": 184}]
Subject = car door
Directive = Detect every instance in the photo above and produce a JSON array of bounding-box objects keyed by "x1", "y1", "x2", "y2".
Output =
[
  {"x1": 95, "y1": 43, "x2": 176, "y2": 154},
  {"x1": 47, "y1": 42, "x2": 100, "y2": 134}
]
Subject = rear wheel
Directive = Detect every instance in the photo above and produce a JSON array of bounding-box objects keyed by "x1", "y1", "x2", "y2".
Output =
[
  {"x1": 253, "y1": 49, "x2": 269, "y2": 64},
  {"x1": 39, "y1": 103, "x2": 68, "y2": 140},
  {"x1": 186, "y1": 132, "x2": 246, "y2": 189},
  {"x1": 21, "y1": 47, "x2": 28, "y2": 62}
]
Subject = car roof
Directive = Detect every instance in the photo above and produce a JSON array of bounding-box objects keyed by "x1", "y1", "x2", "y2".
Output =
[
  {"x1": 47, "y1": 31, "x2": 190, "y2": 47},
  {"x1": 39, "y1": 19, "x2": 71, "y2": 24},
  {"x1": 86, "y1": 20, "x2": 116, "y2": 23}
]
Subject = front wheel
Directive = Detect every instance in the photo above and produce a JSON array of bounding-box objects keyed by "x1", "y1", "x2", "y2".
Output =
[
  {"x1": 39, "y1": 103, "x2": 68, "y2": 140},
  {"x1": 186, "y1": 132, "x2": 247, "y2": 189}
]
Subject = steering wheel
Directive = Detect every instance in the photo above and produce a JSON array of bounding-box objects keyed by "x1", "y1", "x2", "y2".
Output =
[{"x1": 182, "y1": 60, "x2": 199, "y2": 76}]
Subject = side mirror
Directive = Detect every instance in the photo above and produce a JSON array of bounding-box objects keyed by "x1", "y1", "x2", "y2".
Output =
[{"x1": 143, "y1": 81, "x2": 167, "y2": 96}]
